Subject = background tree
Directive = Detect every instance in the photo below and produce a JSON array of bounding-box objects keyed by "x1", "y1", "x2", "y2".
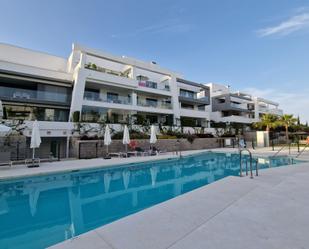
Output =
[
  {"x1": 253, "y1": 114, "x2": 278, "y2": 132},
  {"x1": 278, "y1": 114, "x2": 297, "y2": 142}
]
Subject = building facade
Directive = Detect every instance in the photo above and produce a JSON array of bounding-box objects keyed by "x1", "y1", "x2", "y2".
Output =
[{"x1": 0, "y1": 43, "x2": 283, "y2": 157}]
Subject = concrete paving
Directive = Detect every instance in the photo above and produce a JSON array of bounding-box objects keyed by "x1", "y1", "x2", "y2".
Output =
[{"x1": 49, "y1": 161, "x2": 309, "y2": 249}]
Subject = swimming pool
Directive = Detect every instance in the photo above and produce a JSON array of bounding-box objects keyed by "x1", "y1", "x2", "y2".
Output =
[{"x1": 0, "y1": 152, "x2": 299, "y2": 249}]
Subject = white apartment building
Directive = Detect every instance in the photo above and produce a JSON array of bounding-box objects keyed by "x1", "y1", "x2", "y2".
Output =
[{"x1": 0, "y1": 43, "x2": 283, "y2": 157}]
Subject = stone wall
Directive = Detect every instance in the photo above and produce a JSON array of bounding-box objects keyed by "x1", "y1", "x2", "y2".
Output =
[{"x1": 71, "y1": 137, "x2": 220, "y2": 159}]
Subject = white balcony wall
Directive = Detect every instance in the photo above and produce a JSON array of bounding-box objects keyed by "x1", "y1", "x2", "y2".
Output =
[
  {"x1": 0, "y1": 43, "x2": 68, "y2": 73},
  {"x1": 180, "y1": 108, "x2": 209, "y2": 119},
  {"x1": 85, "y1": 55, "x2": 131, "y2": 74},
  {"x1": 23, "y1": 121, "x2": 73, "y2": 137}
]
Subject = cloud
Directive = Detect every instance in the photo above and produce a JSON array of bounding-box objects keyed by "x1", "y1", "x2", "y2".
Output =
[
  {"x1": 243, "y1": 87, "x2": 309, "y2": 123},
  {"x1": 257, "y1": 12, "x2": 309, "y2": 37},
  {"x1": 111, "y1": 19, "x2": 193, "y2": 38}
]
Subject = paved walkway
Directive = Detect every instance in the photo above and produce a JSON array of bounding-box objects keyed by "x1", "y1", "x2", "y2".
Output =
[
  {"x1": 2, "y1": 146, "x2": 309, "y2": 181},
  {"x1": 49, "y1": 160, "x2": 309, "y2": 249}
]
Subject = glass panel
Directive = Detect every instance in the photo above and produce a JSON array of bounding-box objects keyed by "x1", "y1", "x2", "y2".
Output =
[
  {"x1": 0, "y1": 86, "x2": 71, "y2": 104},
  {"x1": 3, "y1": 104, "x2": 69, "y2": 121}
]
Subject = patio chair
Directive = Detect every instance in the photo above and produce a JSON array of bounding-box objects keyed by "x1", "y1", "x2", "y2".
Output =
[
  {"x1": 151, "y1": 146, "x2": 167, "y2": 155},
  {"x1": 0, "y1": 152, "x2": 13, "y2": 167}
]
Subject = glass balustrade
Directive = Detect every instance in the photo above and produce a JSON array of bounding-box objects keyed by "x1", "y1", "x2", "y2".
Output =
[
  {"x1": 137, "y1": 99, "x2": 172, "y2": 109},
  {"x1": 0, "y1": 86, "x2": 70, "y2": 104},
  {"x1": 138, "y1": 81, "x2": 170, "y2": 91},
  {"x1": 84, "y1": 91, "x2": 132, "y2": 105}
]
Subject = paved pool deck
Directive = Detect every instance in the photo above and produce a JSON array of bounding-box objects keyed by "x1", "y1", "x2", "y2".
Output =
[
  {"x1": 1, "y1": 146, "x2": 309, "y2": 181},
  {"x1": 27, "y1": 146, "x2": 308, "y2": 249},
  {"x1": 49, "y1": 161, "x2": 309, "y2": 249}
]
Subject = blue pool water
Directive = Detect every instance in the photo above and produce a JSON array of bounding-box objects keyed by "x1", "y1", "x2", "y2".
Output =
[{"x1": 0, "y1": 152, "x2": 299, "y2": 249}]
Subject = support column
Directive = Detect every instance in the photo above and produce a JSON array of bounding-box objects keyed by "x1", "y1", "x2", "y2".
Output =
[{"x1": 169, "y1": 76, "x2": 181, "y2": 126}]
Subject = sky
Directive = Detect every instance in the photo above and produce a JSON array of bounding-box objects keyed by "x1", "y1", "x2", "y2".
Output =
[{"x1": 1, "y1": 0, "x2": 309, "y2": 122}]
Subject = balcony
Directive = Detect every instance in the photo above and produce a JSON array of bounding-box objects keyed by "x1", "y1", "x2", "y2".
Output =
[
  {"x1": 137, "y1": 99, "x2": 172, "y2": 109},
  {"x1": 85, "y1": 63, "x2": 131, "y2": 78},
  {"x1": 180, "y1": 108, "x2": 208, "y2": 118},
  {"x1": 230, "y1": 102, "x2": 250, "y2": 110},
  {"x1": 0, "y1": 86, "x2": 71, "y2": 105},
  {"x1": 179, "y1": 89, "x2": 210, "y2": 105},
  {"x1": 84, "y1": 91, "x2": 131, "y2": 105},
  {"x1": 259, "y1": 106, "x2": 283, "y2": 116},
  {"x1": 138, "y1": 81, "x2": 170, "y2": 91}
]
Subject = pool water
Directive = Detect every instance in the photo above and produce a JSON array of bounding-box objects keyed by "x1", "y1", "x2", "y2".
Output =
[{"x1": 0, "y1": 152, "x2": 299, "y2": 249}]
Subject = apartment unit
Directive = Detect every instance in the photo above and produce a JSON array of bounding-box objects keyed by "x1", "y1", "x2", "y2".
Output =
[
  {"x1": 207, "y1": 83, "x2": 282, "y2": 125},
  {"x1": 177, "y1": 78, "x2": 210, "y2": 128},
  {"x1": 0, "y1": 43, "x2": 74, "y2": 158},
  {"x1": 69, "y1": 44, "x2": 181, "y2": 127},
  {"x1": 254, "y1": 97, "x2": 283, "y2": 118}
]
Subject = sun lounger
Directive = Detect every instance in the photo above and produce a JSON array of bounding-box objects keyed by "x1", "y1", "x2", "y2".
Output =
[
  {"x1": 25, "y1": 158, "x2": 40, "y2": 168},
  {"x1": 0, "y1": 152, "x2": 13, "y2": 167},
  {"x1": 107, "y1": 152, "x2": 127, "y2": 158}
]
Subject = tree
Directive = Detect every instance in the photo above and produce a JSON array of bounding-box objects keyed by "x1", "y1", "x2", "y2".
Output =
[
  {"x1": 253, "y1": 114, "x2": 278, "y2": 132},
  {"x1": 278, "y1": 114, "x2": 297, "y2": 142}
]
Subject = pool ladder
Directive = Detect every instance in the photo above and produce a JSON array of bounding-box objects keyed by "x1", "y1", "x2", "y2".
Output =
[{"x1": 239, "y1": 148, "x2": 258, "y2": 179}]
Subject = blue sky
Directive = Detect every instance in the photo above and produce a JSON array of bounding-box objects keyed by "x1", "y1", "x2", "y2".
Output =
[{"x1": 1, "y1": 0, "x2": 309, "y2": 122}]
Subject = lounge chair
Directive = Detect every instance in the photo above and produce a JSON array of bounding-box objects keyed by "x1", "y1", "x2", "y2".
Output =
[
  {"x1": 25, "y1": 158, "x2": 40, "y2": 168},
  {"x1": 107, "y1": 152, "x2": 127, "y2": 158},
  {"x1": 0, "y1": 152, "x2": 13, "y2": 167},
  {"x1": 151, "y1": 146, "x2": 167, "y2": 155}
]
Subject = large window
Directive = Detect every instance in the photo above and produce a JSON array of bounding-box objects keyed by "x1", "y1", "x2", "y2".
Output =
[
  {"x1": 145, "y1": 98, "x2": 158, "y2": 107},
  {"x1": 181, "y1": 103, "x2": 194, "y2": 109},
  {"x1": 4, "y1": 104, "x2": 69, "y2": 121},
  {"x1": 180, "y1": 89, "x2": 195, "y2": 99}
]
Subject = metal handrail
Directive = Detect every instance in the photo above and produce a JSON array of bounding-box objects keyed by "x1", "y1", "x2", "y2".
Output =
[
  {"x1": 239, "y1": 148, "x2": 258, "y2": 178},
  {"x1": 296, "y1": 144, "x2": 309, "y2": 158},
  {"x1": 273, "y1": 143, "x2": 291, "y2": 157}
]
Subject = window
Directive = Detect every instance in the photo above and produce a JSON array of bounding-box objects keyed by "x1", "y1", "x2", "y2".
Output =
[
  {"x1": 84, "y1": 88, "x2": 100, "y2": 101},
  {"x1": 146, "y1": 98, "x2": 158, "y2": 107},
  {"x1": 181, "y1": 103, "x2": 194, "y2": 109},
  {"x1": 180, "y1": 89, "x2": 195, "y2": 99},
  {"x1": 107, "y1": 92, "x2": 119, "y2": 103},
  {"x1": 3, "y1": 104, "x2": 69, "y2": 121}
]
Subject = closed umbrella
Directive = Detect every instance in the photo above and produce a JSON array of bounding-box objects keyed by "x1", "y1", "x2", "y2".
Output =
[
  {"x1": 0, "y1": 124, "x2": 11, "y2": 136},
  {"x1": 150, "y1": 125, "x2": 157, "y2": 144},
  {"x1": 104, "y1": 125, "x2": 112, "y2": 154},
  {"x1": 122, "y1": 125, "x2": 130, "y2": 155},
  {"x1": 0, "y1": 100, "x2": 3, "y2": 119},
  {"x1": 30, "y1": 120, "x2": 41, "y2": 160}
]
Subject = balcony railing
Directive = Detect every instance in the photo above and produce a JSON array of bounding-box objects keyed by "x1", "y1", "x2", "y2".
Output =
[
  {"x1": 0, "y1": 86, "x2": 71, "y2": 104},
  {"x1": 230, "y1": 102, "x2": 250, "y2": 110},
  {"x1": 84, "y1": 92, "x2": 132, "y2": 105},
  {"x1": 137, "y1": 99, "x2": 172, "y2": 109},
  {"x1": 138, "y1": 81, "x2": 170, "y2": 91}
]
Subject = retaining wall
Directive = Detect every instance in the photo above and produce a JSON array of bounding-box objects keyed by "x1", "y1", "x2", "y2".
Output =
[{"x1": 71, "y1": 137, "x2": 220, "y2": 159}]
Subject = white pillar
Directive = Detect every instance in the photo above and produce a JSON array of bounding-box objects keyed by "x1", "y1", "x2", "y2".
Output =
[
  {"x1": 132, "y1": 91, "x2": 137, "y2": 106},
  {"x1": 169, "y1": 76, "x2": 181, "y2": 125},
  {"x1": 69, "y1": 71, "x2": 87, "y2": 120}
]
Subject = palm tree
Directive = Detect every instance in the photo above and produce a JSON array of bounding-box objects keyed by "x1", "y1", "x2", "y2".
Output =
[
  {"x1": 278, "y1": 114, "x2": 297, "y2": 142},
  {"x1": 253, "y1": 114, "x2": 278, "y2": 132}
]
